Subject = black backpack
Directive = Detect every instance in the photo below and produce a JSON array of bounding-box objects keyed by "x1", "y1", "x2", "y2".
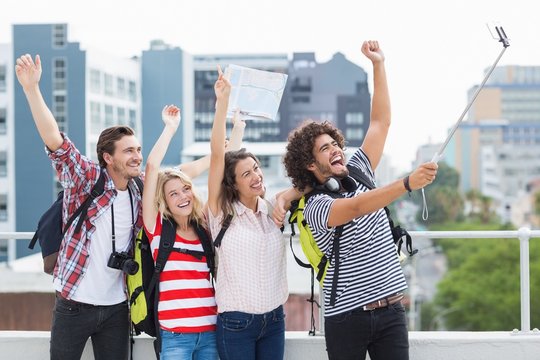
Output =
[
  {"x1": 128, "y1": 215, "x2": 215, "y2": 358},
  {"x1": 28, "y1": 170, "x2": 107, "y2": 274}
]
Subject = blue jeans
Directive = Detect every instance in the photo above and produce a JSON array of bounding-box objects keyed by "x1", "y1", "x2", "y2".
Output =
[
  {"x1": 324, "y1": 302, "x2": 409, "y2": 360},
  {"x1": 216, "y1": 305, "x2": 285, "y2": 360},
  {"x1": 50, "y1": 296, "x2": 129, "y2": 360},
  {"x1": 160, "y1": 330, "x2": 218, "y2": 360}
]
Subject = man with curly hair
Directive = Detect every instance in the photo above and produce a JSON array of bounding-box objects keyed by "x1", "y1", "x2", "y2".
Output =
[{"x1": 282, "y1": 41, "x2": 438, "y2": 360}]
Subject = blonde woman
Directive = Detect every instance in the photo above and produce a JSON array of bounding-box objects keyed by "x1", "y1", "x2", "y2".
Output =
[{"x1": 143, "y1": 104, "x2": 244, "y2": 360}]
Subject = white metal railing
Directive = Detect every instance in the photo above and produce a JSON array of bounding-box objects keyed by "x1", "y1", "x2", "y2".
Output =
[{"x1": 1, "y1": 228, "x2": 539, "y2": 334}]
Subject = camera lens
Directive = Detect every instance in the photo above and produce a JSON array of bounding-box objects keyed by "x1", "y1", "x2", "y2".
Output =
[{"x1": 122, "y1": 259, "x2": 139, "y2": 275}]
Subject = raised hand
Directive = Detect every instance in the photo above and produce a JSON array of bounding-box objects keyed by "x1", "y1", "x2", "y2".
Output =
[
  {"x1": 214, "y1": 65, "x2": 231, "y2": 102},
  {"x1": 232, "y1": 109, "x2": 246, "y2": 130},
  {"x1": 407, "y1": 162, "x2": 438, "y2": 190},
  {"x1": 361, "y1": 40, "x2": 385, "y2": 64},
  {"x1": 15, "y1": 54, "x2": 42, "y2": 90},
  {"x1": 161, "y1": 104, "x2": 181, "y2": 130}
]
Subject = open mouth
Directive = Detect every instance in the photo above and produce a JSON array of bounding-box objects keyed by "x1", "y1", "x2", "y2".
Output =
[
  {"x1": 178, "y1": 201, "x2": 190, "y2": 209},
  {"x1": 330, "y1": 155, "x2": 344, "y2": 167}
]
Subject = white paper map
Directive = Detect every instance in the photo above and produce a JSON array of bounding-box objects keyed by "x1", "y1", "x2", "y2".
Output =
[{"x1": 225, "y1": 64, "x2": 288, "y2": 121}]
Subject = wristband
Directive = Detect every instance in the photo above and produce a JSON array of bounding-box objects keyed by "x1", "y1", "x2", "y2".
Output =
[{"x1": 403, "y1": 176, "x2": 412, "y2": 194}]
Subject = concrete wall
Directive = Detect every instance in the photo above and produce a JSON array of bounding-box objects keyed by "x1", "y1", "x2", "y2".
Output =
[{"x1": 1, "y1": 331, "x2": 539, "y2": 360}]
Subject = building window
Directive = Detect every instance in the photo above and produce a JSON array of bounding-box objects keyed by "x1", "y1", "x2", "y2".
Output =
[
  {"x1": 117, "y1": 107, "x2": 126, "y2": 125},
  {"x1": 117, "y1": 78, "x2": 126, "y2": 99},
  {"x1": 129, "y1": 109, "x2": 137, "y2": 129},
  {"x1": 0, "y1": 194, "x2": 7, "y2": 221},
  {"x1": 345, "y1": 112, "x2": 364, "y2": 125},
  {"x1": 0, "y1": 65, "x2": 6, "y2": 91},
  {"x1": 128, "y1": 81, "x2": 137, "y2": 101},
  {"x1": 53, "y1": 94, "x2": 67, "y2": 132},
  {"x1": 104, "y1": 74, "x2": 114, "y2": 96},
  {"x1": 53, "y1": 58, "x2": 67, "y2": 91},
  {"x1": 52, "y1": 24, "x2": 67, "y2": 48},
  {"x1": 90, "y1": 102, "x2": 101, "y2": 134},
  {"x1": 258, "y1": 156, "x2": 270, "y2": 169},
  {"x1": 90, "y1": 69, "x2": 101, "y2": 93},
  {"x1": 346, "y1": 128, "x2": 364, "y2": 141},
  {"x1": 0, "y1": 151, "x2": 6, "y2": 177},
  {"x1": 104, "y1": 105, "x2": 114, "y2": 127},
  {"x1": 0, "y1": 108, "x2": 6, "y2": 134}
]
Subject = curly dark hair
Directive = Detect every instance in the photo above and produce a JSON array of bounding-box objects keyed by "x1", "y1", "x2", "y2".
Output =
[
  {"x1": 220, "y1": 148, "x2": 262, "y2": 218},
  {"x1": 283, "y1": 120, "x2": 345, "y2": 191}
]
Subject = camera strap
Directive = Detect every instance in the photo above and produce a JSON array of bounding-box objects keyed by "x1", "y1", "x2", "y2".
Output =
[{"x1": 110, "y1": 187, "x2": 135, "y2": 253}]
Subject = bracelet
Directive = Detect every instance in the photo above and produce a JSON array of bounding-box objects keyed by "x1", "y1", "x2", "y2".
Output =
[{"x1": 403, "y1": 176, "x2": 412, "y2": 195}]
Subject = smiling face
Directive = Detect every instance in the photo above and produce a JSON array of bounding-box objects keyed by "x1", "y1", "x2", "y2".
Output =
[
  {"x1": 163, "y1": 178, "x2": 194, "y2": 217},
  {"x1": 105, "y1": 135, "x2": 142, "y2": 181},
  {"x1": 234, "y1": 156, "x2": 265, "y2": 201},
  {"x1": 308, "y1": 133, "x2": 349, "y2": 183}
]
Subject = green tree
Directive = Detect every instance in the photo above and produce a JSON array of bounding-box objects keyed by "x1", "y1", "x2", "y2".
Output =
[
  {"x1": 431, "y1": 223, "x2": 540, "y2": 330},
  {"x1": 415, "y1": 162, "x2": 464, "y2": 225}
]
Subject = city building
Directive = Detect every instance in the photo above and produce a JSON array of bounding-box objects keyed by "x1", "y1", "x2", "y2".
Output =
[{"x1": 9, "y1": 24, "x2": 141, "y2": 259}]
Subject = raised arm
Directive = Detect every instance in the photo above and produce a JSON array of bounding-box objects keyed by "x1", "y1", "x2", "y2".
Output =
[
  {"x1": 179, "y1": 109, "x2": 245, "y2": 179},
  {"x1": 15, "y1": 54, "x2": 63, "y2": 151},
  {"x1": 207, "y1": 67, "x2": 231, "y2": 217},
  {"x1": 143, "y1": 105, "x2": 181, "y2": 232},
  {"x1": 360, "y1": 41, "x2": 390, "y2": 171},
  {"x1": 327, "y1": 162, "x2": 438, "y2": 227}
]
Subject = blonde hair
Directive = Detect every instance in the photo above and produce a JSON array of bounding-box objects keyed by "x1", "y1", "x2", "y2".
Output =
[{"x1": 155, "y1": 168, "x2": 205, "y2": 226}]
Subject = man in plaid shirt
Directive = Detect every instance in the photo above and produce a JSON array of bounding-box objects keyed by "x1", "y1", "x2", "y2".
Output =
[{"x1": 15, "y1": 54, "x2": 215, "y2": 360}]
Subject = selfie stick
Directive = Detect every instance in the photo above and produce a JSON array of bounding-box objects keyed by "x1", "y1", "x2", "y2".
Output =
[{"x1": 421, "y1": 25, "x2": 510, "y2": 220}]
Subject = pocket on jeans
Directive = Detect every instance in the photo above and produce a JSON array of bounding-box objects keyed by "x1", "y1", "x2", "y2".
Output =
[
  {"x1": 389, "y1": 301, "x2": 405, "y2": 314},
  {"x1": 219, "y1": 312, "x2": 253, "y2": 331},
  {"x1": 325, "y1": 311, "x2": 351, "y2": 324},
  {"x1": 273, "y1": 307, "x2": 286, "y2": 322},
  {"x1": 55, "y1": 299, "x2": 81, "y2": 316}
]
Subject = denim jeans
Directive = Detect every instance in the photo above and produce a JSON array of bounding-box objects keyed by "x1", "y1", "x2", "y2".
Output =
[
  {"x1": 324, "y1": 302, "x2": 409, "y2": 360},
  {"x1": 50, "y1": 296, "x2": 129, "y2": 360},
  {"x1": 216, "y1": 305, "x2": 285, "y2": 360},
  {"x1": 160, "y1": 330, "x2": 218, "y2": 360}
]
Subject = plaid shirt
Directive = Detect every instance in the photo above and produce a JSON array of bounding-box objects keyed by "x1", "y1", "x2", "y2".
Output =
[{"x1": 47, "y1": 134, "x2": 143, "y2": 299}]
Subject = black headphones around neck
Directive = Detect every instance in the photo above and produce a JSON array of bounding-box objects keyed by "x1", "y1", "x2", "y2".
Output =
[{"x1": 316, "y1": 175, "x2": 357, "y2": 193}]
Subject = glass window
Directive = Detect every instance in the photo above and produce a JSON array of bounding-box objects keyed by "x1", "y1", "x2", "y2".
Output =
[
  {"x1": 104, "y1": 74, "x2": 114, "y2": 96},
  {"x1": 0, "y1": 108, "x2": 6, "y2": 134},
  {"x1": 104, "y1": 105, "x2": 114, "y2": 127},
  {"x1": 53, "y1": 94, "x2": 67, "y2": 133},
  {"x1": 52, "y1": 24, "x2": 67, "y2": 48},
  {"x1": 90, "y1": 102, "x2": 101, "y2": 134},
  {"x1": 117, "y1": 78, "x2": 126, "y2": 99},
  {"x1": 128, "y1": 81, "x2": 137, "y2": 101},
  {"x1": 129, "y1": 109, "x2": 137, "y2": 129},
  {"x1": 0, "y1": 151, "x2": 6, "y2": 177},
  {"x1": 0, "y1": 194, "x2": 7, "y2": 221},
  {"x1": 346, "y1": 128, "x2": 364, "y2": 141},
  {"x1": 90, "y1": 69, "x2": 101, "y2": 93},
  {"x1": 0, "y1": 65, "x2": 6, "y2": 91},
  {"x1": 117, "y1": 107, "x2": 126, "y2": 125},
  {"x1": 53, "y1": 57, "x2": 67, "y2": 91},
  {"x1": 345, "y1": 112, "x2": 364, "y2": 125}
]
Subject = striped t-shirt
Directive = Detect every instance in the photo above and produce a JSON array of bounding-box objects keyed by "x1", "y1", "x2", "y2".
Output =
[
  {"x1": 144, "y1": 213, "x2": 217, "y2": 333},
  {"x1": 304, "y1": 148, "x2": 407, "y2": 317}
]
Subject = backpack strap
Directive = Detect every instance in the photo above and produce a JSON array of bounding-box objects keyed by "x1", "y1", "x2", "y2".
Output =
[
  {"x1": 193, "y1": 222, "x2": 216, "y2": 278},
  {"x1": 29, "y1": 169, "x2": 107, "y2": 250},
  {"x1": 213, "y1": 214, "x2": 233, "y2": 248},
  {"x1": 133, "y1": 176, "x2": 144, "y2": 195},
  {"x1": 347, "y1": 165, "x2": 417, "y2": 256},
  {"x1": 71, "y1": 169, "x2": 107, "y2": 235}
]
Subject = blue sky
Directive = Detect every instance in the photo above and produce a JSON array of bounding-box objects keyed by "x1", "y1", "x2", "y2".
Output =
[{"x1": 2, "y1": 0, "x2": 539, "y2": 172}]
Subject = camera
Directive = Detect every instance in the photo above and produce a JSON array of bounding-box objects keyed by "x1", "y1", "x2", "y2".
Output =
[{"x1": 107, "y1": 251, "x2": 139, "y2": 275}]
